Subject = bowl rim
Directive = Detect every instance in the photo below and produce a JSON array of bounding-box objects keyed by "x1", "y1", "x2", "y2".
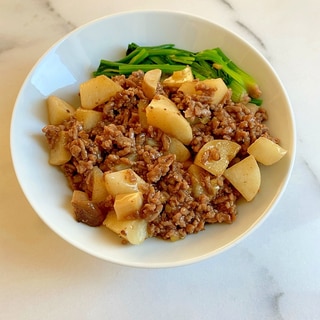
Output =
[{"x1": 10, "y1": 9, "x2": 296, "y2": 268}]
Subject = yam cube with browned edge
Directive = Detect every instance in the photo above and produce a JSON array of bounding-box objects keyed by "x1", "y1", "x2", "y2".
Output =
[
  {"x1": 71, "y1": 190, "x2": 106, "y2": 227},
  {"x1": 114, "y1": 192, "x2": 144, "y2": 220},
  {"x1": 163, "y1": 66, "x2": 194, "y2": 87},
  {"x1": 188, "y1": 164, "x2": 220, "y2": 199},
  {"x1": 49, "y1": 131, "x2": 71, "y2": 166},
  {"x1": 194, "y1": 140, "x2": 241, "y2": 176},
  {"x1": 179, "y1": 78, "x2": 228, "y2": 105}
]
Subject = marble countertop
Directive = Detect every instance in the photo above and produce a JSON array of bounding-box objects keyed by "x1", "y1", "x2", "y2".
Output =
[{"x1": 1, "y1": 0, "x2": 320, "y2": 319}]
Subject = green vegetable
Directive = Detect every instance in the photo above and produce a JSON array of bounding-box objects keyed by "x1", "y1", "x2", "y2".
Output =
[{"x1": 94, "y1": 43, "x2": 262, "y2": 104}]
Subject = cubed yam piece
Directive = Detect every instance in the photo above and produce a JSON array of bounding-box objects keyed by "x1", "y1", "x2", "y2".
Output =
[
  {"x1": 49, "y1": 131, "x2": 71, "y2": 166},
  {"x1": 91, "y1": 166, "x2": 109, "y2": 203},
  {"x1": 142, "y1": 69, "x2": 162, "y2": 99},
  {"x1": 47, "y1": 95, "x2": 75, "y2": 125},
  {"x1": 103, "y1": 210, "x2": 148, "y2": 245},
  {"x1": 188, "y1": 164, "x2": 220, "y2": 199},
  {"x1": 114, "y1": 192, "x2": 143, "y2": 220},
  {"x1": 223, "y1": 155, "x2": 261, "y2": 201},
  {"x1": 137, "y1": 99, "x2": 149, "y2": 128},
  {"x1": 194, "y1": 140, "x2": 241, "y2": 176},
  {"x1": 201, "y1": 78, "x2": 228, "y2": 105},
  {"x1": 74, "y1": 108, "x2": 103, "y2": 131},
  {"x1": 179, "y1": 78, "x2": 228, "y2": 105},
  {"x1": 178, "y1": 81, "x2": 197, "y2": 96},
  {"x1": 168, "y1": 137, "x2": 191, "y2": 162},
  {"x1": 104, "y1": 169, "x2": 147, "y2": 197},
  {"x1": 163, "y1": 66, "x2": 194, "y2": 87},
  {"x1": 247, "y1": 137, "x2": 287, "y2": 165},
  {"x1": 80, "y1": 75, "x2": 123, "y2": 109},
  {"x1": 146, "y1": 95, "x2": 193, "y2": 145}
]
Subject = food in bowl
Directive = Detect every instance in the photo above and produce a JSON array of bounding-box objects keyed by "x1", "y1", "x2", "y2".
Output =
[
  {"x1": 41, "y1": 43, "x2": 287, "y2": 245},
  {"x1": 11, "y1": 11, "x2": 295, "y2": 267}
]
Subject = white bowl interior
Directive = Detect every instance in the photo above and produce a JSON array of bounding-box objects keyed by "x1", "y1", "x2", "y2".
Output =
[{"x1": 10, "y1": 11, "x2": 295, "y2": 268}]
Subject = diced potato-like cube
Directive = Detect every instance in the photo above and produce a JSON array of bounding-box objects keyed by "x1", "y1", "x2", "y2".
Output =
[
  {"x1": 74, "y1": 108, "x2": 103, "y2": 131},
  {"x1": 137, "y1": 99, "x2": 149, "y2": 128},
  {"x1": 201, "y1": 78, "x2": 228, "y2": 105},
  {"x1": 179, "y1": 78, "x2": 228, "y2": 105},
  {"x1": 178, "y1": 81, "x2": 197, "y2": 95},
  {"x1": 247, "y1": 137, "x2": 287, "y2": 165},
  {"x1": 103, "y1": 210, "x2": 148, "y2": 245},
  {"x1": 104, "y1": 169, "x2": 147, "y2": 197},
  {"x1": 142, "y1": 69, "x2": 162, "y2": 99},
  {"x1": 188, "y1": 164, "x2": 220, "y2": 199},
  {"x1": 91, "y1": 166, "x2": 109, "y2": 203},
  {"x1": 47, "y1": 95, "x2": 75, "y2": 125},
  {"x1": 146, "y1": 95, "x2": 193, "y2": 145},
  {"x1": 168, "y1": 137, "x2": 191, "y2": 162},
  {"x1": 194, "y1": 140, "x2": 241, "y2": 176},
  {"x1": 80, "y1": 75, "x2": 123, "y2": 109},
  {"x1": 163, "y1": 66, "x2": 194, "y2": 87},
  {"x1": 223, "y1": 155, "x2": 261, "y2": 201},
  {"x1": 114, "y1": 192, "x2": 143, "y2": 220},
  {"x1": 49, "y1": 131, "x2": 71, "y2": 165}
]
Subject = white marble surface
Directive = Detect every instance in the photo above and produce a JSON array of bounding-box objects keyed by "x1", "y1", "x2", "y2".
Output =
[{"x1": 1, "y1": 0, "x2": 320, "y2": 319}]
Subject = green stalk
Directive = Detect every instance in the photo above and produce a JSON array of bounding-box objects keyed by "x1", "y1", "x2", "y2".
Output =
[
  {"x1": 94, "y1": 43, "x2": 263, "y2": 105},
  {"x1": 118, "y1": 64, "x2": 186, "y2": 74},
  {"x1": 170, "y1": 55, "x2": 195, "y2": 65},
  {"x1": 117, "y1": 48, "x2": 142, "y2": 63},
  {"x1": 128, "y1": 48, "x2": 149, "y2": 64},
  {"x1": 229, "y1": 80, "x2": 248, "y2": 103},
  {"x1": 149, "y1": 56, "x2": 168, "y2": 64}
]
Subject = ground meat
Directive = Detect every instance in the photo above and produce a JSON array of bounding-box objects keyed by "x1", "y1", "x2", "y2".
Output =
[{"x1": 42, "y1": 70, "x2": 278, "y2": 241}]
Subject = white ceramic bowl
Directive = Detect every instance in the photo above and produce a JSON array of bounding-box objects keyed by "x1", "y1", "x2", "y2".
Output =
[{"x1": 10, "y1": 10, "x2": 295, "y2": 268}]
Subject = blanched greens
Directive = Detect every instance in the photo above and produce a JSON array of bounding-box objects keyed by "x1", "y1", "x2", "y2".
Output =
[{"x1": 94, "y1": 43, "x2": 262, "y2": 105}]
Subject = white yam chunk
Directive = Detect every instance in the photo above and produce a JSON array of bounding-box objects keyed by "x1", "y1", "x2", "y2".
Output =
[
  {"x1": 163, "y1": 66, "x2": 194, "y2": 87},
  {"x1": 80, "y1": 75, "x2": 123, "y2": 109},
  {"x1": 247, "y1": 137, "x2": 287, "y2": 165},
  {"x1": 47, "y1": 95, "x2": 75, "y2": 125},
  {"x1": 223, "y1": 155, "x2": 261, "y2": 201},
  {"x1": 201, "y1": 78, "x2": 228, "y2": 105},
  {"x1": 194, "y1": 140, "x2": 241, "y2": 176},
  {"x1": 146, "y1": 95, "x2": 193, "y2": 145},
  {"x1": 114, "y1": 192, "x2": 143, "y2": 220},
  {"x1": 74, "y1": 108, "x2": 103, "y2": 131},
  {"x1": 49, "y1": 131, "x2": 71, "y2": 165},
  {"x1": 104, "y1": 169, "x2": 147, "y2": 197},
  {"x1": 168, "y1": 137, "x2": 191, "y2": 162},
  {"x1": 179, "y1": 78, "x2": 228, "y2": 105},
  {"x1": 103, "y1": 211, "x2": 148, "y2": 245},
  {"x1": 142, "y1": 69, "x2": 162, "y2": 99},
  {"x1": 91, "y1": 166, "x2": 109, "y2": 203}
]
